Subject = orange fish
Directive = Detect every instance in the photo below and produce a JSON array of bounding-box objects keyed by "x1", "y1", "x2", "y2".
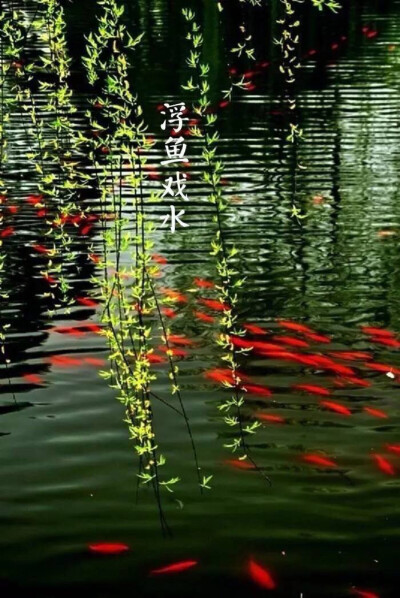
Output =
[
  {"x1": 161, "y1": 287, "x2": 188, "y2": 304},
  {"x1": 150, "y1": 560, "x2": 198, "y2": 575},
  {"x1": 363, "y1": 407, "x2": 388, "y2": 419},
  {"x1": 22, "y1": 373, "x2": 44, "y2": 385},
  {"x1": 76, "y1": 296, "x2": 98, "y2": 308},
  {"x1": 161, "y1": 307, "x2": 177, "y2": 319},
  {"x1": 310, "y1": 355, "x2": 355, "y2": 377},
  {"x1": 165, "y1": 334, "x2": 194, "y2": 346},
  {"x1": 89, "y1": 543, "x2": 129, "y2": 555},
  {"x1": 257, "y1": 413, "x2": 285, "y2": 424},
  {"x1": 199, "y1": 298, "x2": 230, "y2": 312},
  {"x1": 273, "y1": 335, "x2": 309, "y2": 348},
  {"x1": 243, "y1": 323, "x2": 268, "y2": 336},
  {"x1": 277, "y1": 319, "x2": 315, "y2": 335},
  {"x1": 42, "y1": 274, "x2": 58, "y2": 285},
  {"x1": 152, "y1": 253, "x2": 167, "y2": 264},
  {"x1": 330, "y1": 351, "x2": 372, "y2": 361},
  {"x1": 248, "y1": 559, "x2": 276, "y2": 590},
  {"x1": 84, "y1": 357, "x2": 106, "y2": 367},
  {"x1": 361, "y1": 326, "x2": 395, "y2": 338},
  {"x1": 32, "y1": 244, "x2": 51, "y2": 255},
  {"x1": 364, "y1": 362, "x2": 400, "y2": 375},
  {"x1": 305, "y1": 332, "x2": 331, "y2": 344},
  {"x1": 79, "y1": 224, "x2": 93, "y2": 236},
  {"x1": 351, "y1": 589, "x2": 380, "y2": 598},
  {"x1": 49, "y1": 355, "x2": 81, "y2": 367},
  {"x1": 53, "y1": 326, "x2": 85, "y2": 337},
  {"x1": 312, "y1": 194, "x2": 325, "y2": 205},
  {"x1": 225, "y1": 459, "x2": 255, "y2": 470},
  {"x1": 193, "y1": 277, "x2": 214, "y2": 289},
  {"x1": 89, "y1": 253, "x2": 101, "y2": 264},
  {"x1": 230, "y1": 336, "x2": 281, "y2": 352},
  {"x1": 369, "y1": 336, "x2": 400, "y2": 348},
  {"x1": 204, "y1": 368, "x2": 250, "y2": 385},
  {"x1": 158, "y1": 346, "x2": 188, "y2": 358},
  {"x1": 0, "y1": 226, "x2": 14, "y2": 238},
  {"x1": 372, "y1": 454, "x2": 395, "y2": 476},
  {"x1": 259, "y1": 349, "x2": 299, "y2": 361},
  {"x1": 302, "y1": 454, "x2": 338, "y2": 468},
  {"x1": 82, "y1": 323, "x2": 102, "y2": 334},
  {"x1": 320, "y1": 401, "x2": 351, "y2": 416},
  {"x1": 26, "y1": 194, "x2": 44, "y2": 205},
  {"x1": 344, "y1": 376, "x2": 372, "y2": 388},
  {"x1": 193, "y1": 310, "x2": 215, "y2": 324},
  {"x1": 244, "y1": 384, "x2": 272, "y2": 397},
  {"x1": 146, "y1": 353, "x2": 166, "y2": 364},
  {"x1": 293, "y1": 384, "x2": 331, "y2": 397}
]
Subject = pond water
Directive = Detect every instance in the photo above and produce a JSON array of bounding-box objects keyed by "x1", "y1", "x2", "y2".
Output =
[{"x1": 1, "y1": 1, "x2": 400, "y2": 597}]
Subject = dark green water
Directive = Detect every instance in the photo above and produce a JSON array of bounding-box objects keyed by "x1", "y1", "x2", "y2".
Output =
[{"x1": 1, "y1": 1, "x2": 400, "y2": 596}]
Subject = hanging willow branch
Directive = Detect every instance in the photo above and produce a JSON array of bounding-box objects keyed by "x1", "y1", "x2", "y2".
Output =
[
  {"x1": 84, "y1": 0, "x2": 206, "y2": 530},
  {"x1": 182, "y1": 8, "x2": 270, "y2": 484}
]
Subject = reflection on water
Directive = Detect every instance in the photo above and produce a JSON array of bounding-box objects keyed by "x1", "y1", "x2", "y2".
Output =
[{"x1": 1, "y1": 0, "x2": 400, "y2": 596}]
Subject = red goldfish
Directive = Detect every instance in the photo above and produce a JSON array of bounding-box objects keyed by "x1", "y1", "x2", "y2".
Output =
[
  {"x1": 364, "y1": 362, "x2": 400, "y2": 375},
  {"x1": 330, "y1": 351, "x2": 372, "y2": 361},
  {"x1": 302, "y1": 454, "x2": 338, "y2": 468},
  {"x1": 273, "y1": 336, "x2": 309, "y2": 348},
  {"x1": 248, "y1": 559, "x2": 276, "y2": 590},
  {"x1": 225, "y1": 459, "x2": 255, "y2": 470},
  {"x1": 372, "y1": 454, "x2": 395, "y2": 476},
  {"x1": 0, "y1": 226, "x2": 14, "y2": 238},
  {"x1": 150, "y1": 560, "x2": 198, "y2": 575},
  {"x1": 22, "y1": 373, "x2": 44, "y2": 385},
  {"x1": 199, "y1": 298, "x2": 230, "y2": 311},
  {"x1": 204, "y1": 368, "x2": 250, "y2": 385},
  {"x1": 146, "y1": 353, "x2": 166, "y2": 364},
  {"x1": 351, "y1": 589, "x2": 380, "y2": 598},
  {"x1": 277, "y1": 319, "x2": 315, "y2": 335},
  {"x1": 345, "y1": 376, "x2": 371, "y2": 388},
  {"x1": 165, "y1": 334, "x2": 194, "y2": 346},
  {"x1": 161, "y1": 287, "x2": 188, "y2": 304},
  {"x1": 152, "y1": 253, "x2": 167, "y2": 264},
  {"x1": 361, "y1": 326, "x2": 395, "y2": 338},
  {"x1": 363, "y1": 407, "x2": 388, "y2": 419},
  {"x1": 193, "y1": 310, "x2": 215, "y2": 324},
  {"x1": 230, "y1": 336, "x2": 281, "y2": 352},
  {"x1": 369, "y1": 337, "x2": 400, "y2": 348},
  {"x1": 49, "y1": 355, "x2": 81, "y2": 367},
  {"x1": 305, "y1": 332, "x2": 331, "y2": 344},
  {"x1": 243, "y1": 384, "x2": 273, "y2": 397},
  {"x1": 158, "y1": 346, "x2": 188, "y2": 358},
  {"x1": 161, "y1": 307, "x2": 177, "y2": 319},
  {"x1": 243, "y1": 323, "x2": 268, "y2": 335},
  {"x1": 26, "y1": 194, "x2": 44, "y2": 206},
  {"x1": 320, "y1": 401, "x2": 351, "y2": 416},
  {"x1": 257, "y1": 413, "x2": 285, "y2": 424},
  {"x1": 293, "y1": 384, "x2": 331, "y2": 397},
  {"x1": 32, "y1": 244, "x2": 51, "y2": 255},
  {"x1": 76, "y1": 296, "x2": 98, "y2": 307},
  {"x1": 84, "y1": 357, "x2": 106, "y2": 367},
  {"x1": 89, "y1": 543, "x2": 129, "y2": 555},
  {"x1": 193, "y1": 277, "x2": 214, "y2": 289}
]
